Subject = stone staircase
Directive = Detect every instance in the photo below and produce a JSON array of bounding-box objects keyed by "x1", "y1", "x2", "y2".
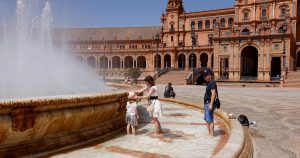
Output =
[
  {"x1": 155, "y1": 71, "x2": 191, "y2": 85},
  {"x1": 284, "y1": 71, "x2": 300, "y2": 87}
]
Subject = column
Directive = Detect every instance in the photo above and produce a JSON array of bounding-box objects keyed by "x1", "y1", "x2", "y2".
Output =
[
  {"x1": 229, "y1": 44, "x2": 234, "y2": 80},
  {"x1": 208, "y1": 54, "x2": 212, "y2": 69},
  {"x1": 171, "y1": 53, "x2": 176, "y2": 68},
  {"x1": 132, "y1": 59, "x2": 135, "y2": 68},
  {"x1": 121, "y1": 60, "x2": 124, "y2": 69},
  {"x1": 197, "y1": 53, "x2": 201, "y2": 68},
  {"x1": 185, "y1": 53, "x2": 189, "y2": 71},
  {"x1": 161, "y1": 55, "x2": 164, "y2": 68}
]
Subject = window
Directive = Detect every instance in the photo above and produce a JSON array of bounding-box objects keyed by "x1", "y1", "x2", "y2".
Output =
[
  {"x1": 179, "y1": 42, "x2": 183, "y2": 47},
  {"x1": 191, "y1": 21, "x2": 195, "y2": 30},
  {"x1": 171, "y1": 36, "x2": 174, "y2": 42},
  {"x1": 198, "y1": 21, "x2": 203, "y2": 30},
  {"x1": 205, "y1": 20, "x2": 210, "y2": 29},
  {"x1": 170, "y1": 23, "x2": 175, "y2": 32},
  {"x1": 281, "y1": 8, "x2": 286, "y2": 17},
  {"x1": 262, "y1": 9, "x2": 267, "y2": 18},
  {"x1": 179, "y1": 20, "x2": 184, "y2": 29},
  {"x1": 220, "y1": 18, "x2": 226, "y2": 28},
  {"x1": 244, "y1": 12, "x2": 249, "y2": 20},
  {"x1": 228, "y1": 18, "x2": 234, "y2": 28},
  {"x1": 208, "y1": 35, "x2": 214, "y2": 45}
]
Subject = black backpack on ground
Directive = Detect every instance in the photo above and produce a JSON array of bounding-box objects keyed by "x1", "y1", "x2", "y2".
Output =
[{"x1": 238, "y1": 115, "x2": 250, "y2": 126}]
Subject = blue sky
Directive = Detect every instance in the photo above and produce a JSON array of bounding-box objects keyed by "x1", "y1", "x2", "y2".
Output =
[{"x1": 1, "y1": 0, "x2": 235, "y2": 28}]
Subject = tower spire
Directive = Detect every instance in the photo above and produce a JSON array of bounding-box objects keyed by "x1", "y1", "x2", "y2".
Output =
[{"x1": 167, "y1": 0, "x2": 184, "y2": 13}]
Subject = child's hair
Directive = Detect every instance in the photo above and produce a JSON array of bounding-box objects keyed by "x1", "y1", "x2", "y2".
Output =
[{"x1": 144, "y1": 76, "x2": 155, "y2": 86}]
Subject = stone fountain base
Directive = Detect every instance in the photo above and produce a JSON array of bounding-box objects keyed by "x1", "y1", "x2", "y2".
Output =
[{"x1": 0, "y1": 92, "x2": 129, "y2": 157}]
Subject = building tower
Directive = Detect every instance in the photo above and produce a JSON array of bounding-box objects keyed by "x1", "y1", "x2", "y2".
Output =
[{"x1": 161, "y1": 0, "x2": 185, "y2": 68}]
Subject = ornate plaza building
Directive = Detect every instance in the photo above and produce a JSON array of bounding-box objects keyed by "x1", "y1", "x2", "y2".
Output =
[{"x1": 55, "y1": 0, "x2": 300, "y2": 83}]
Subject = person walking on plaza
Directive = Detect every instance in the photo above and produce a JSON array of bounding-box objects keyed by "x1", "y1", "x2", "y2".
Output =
[
  {"x1": 203, "y1": 68, "x2": 218, "y2": 137},
  {"x1": 137, "y1": 76, "x2": 163, "y2": 135},
  {"x1": 126, "y1": 92, "x2": 139, "y2": 135},
  {"x1": 164, "y1": 83, "x2": 176, "y2": 98}
]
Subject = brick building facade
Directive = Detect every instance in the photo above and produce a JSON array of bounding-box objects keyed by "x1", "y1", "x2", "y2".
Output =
[{"x1": 55, "y1": 0, "x2": 300, "y2": 82}]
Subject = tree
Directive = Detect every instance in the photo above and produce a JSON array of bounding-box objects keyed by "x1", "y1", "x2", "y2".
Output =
[{"x1": 126, "y1": 68, "x2": 142, "y2": 84}]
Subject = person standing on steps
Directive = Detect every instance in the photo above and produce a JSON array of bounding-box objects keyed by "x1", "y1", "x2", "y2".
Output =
[
  {"x1": 203, "y1": 68, "x2": 217, "y2": 137},
  {"x1": 136, "y1": 76, "x2": 163, "y2": 135}
]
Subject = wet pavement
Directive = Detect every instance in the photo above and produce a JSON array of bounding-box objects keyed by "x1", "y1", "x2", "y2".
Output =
[{"x1": 52, "y1": 101, "x2": 229, "y2": 158}]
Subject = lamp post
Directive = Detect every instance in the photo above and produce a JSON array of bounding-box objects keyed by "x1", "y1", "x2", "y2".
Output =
[{"x1": 155, "y1": 32, "x2": 160, "y2": 71}]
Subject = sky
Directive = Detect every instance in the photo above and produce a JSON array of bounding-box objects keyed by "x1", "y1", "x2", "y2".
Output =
[{"x1": 1, "y1": 0, "x2": 235, "y2": 28}]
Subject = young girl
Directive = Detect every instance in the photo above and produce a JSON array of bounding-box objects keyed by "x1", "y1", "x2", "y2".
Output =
[
  {"x1": 137, "y1": 76, "x2": 163, "y2": 135},
  {"x1": 126, "y1": 92, "x2": 139, "y2": 135}
]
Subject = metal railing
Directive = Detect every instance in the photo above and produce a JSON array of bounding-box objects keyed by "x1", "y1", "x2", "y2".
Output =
[{"x1": 185, "y1": 71, "x2": 194, "y2": 85}]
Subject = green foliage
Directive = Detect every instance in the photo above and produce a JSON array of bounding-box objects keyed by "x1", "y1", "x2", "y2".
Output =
[{"x1": 126, "y1": 68, "x2": 142, "y2": 83}]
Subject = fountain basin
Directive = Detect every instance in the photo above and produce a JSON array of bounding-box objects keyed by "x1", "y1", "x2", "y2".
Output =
[
  {"x1": 0, "y1": 92, "x2": 129, "y2": 157},
  {"x1": 0, "y1": 86, "x2": 253, "y2": 158}
]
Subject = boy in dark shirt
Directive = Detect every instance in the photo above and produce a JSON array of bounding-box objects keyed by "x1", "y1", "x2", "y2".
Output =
[
  {"x1": 203, "y1": 68, "x2": 217, "y2": 137},
  {"x1": 164, "y1": 83, "x2": 176, "y2": 98}
]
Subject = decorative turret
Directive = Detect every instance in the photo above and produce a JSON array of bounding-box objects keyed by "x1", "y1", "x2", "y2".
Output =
[{"x1": 167, "y1": 0, "x2": 184, "y2": 13}]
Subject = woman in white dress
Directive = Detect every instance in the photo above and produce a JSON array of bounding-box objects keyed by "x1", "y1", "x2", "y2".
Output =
[{"x1": 137, "y1": 76, "x2": 163, "y2": 134}]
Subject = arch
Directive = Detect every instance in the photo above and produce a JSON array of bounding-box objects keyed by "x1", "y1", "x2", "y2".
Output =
[
  {"x1": 200, "y1": 53, "x2": 208, "y2": 68},
  {"x1": 99, "y1": 56, "x2": 108, "y2": 69},
  {"x1": 239, "y1": 43, "x2": 260, "y2": 53},
  {"x1": 198, "y1": 21, "x2": 203, "y2": 30},
  {"x1": 191, "y1": 21, "x2": 196, "y2": 30},
  {"x1": 189, "y1": 53, "x2": 197, "y2": 69},
  {"x1": 164, "y1": 54, "x2": 171, "y2": 68},
  {"x1": 178, "y1": 54, "x2": 186, "y2": 70},
  {"x1": 76, "y1": 56, "x2": 84, "y2": 63},
  {"x1": 220, "y1": 18, "x2": 226, "y2": 28},
  {"x1": 154, "y1": 54, "x2": 161, "y2": 69},
  {"x1": 297, "y1": 51, "x2": 300, "y2": 68},
  {"x1": 240, "y1": 46, "x2": 258, "y2": 79},
  {"x1": 228, "y1": 18, "x2": 234, "y2": 28},
  {"x1": 242, "y1": 29, "x2": 250, "y2": 35},
  {"x1": 205, "y1": 20, "x2": 210, "y2": 29},
  {"x1": 112, "y1": 56, "x2": 121, "y2": 68},
  {"x1": 124, "y1": 56, "x2": 133, "y2": 68},
  {"x1": 87, "y1": 56, "x2": 96, "y2": 68},
  {"x1": 137, "y1": 56, "x2": 146, "y2": 68}
]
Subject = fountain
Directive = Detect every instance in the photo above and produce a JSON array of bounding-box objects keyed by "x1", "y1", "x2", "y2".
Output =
[
  {"x1": 0, "y1": 1, "x2": 129, "y2": 157},
  {"x1": 0, "y1": 0, "x2": 109, "y2": 100},
  {"x1": 0, "y1": 1, "x2": 252, "y2": 157}
]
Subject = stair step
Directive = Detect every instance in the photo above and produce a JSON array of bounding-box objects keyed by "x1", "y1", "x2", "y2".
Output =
[{"x1": 156, "y1": 71, "x2": 190, "y2": 85}]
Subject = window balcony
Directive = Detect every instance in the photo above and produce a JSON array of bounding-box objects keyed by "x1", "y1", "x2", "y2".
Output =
[
  {"x1": 170, "y1": 28, "x2": 175, "y2": 33},
  {"x1": 260, "y1": 17, "x2": 268, "y2": 23}
]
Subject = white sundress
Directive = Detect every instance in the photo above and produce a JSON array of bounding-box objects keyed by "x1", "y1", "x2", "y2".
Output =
[{"x1": 149, "y1": 86, "x2": 163, "y2": 118}]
